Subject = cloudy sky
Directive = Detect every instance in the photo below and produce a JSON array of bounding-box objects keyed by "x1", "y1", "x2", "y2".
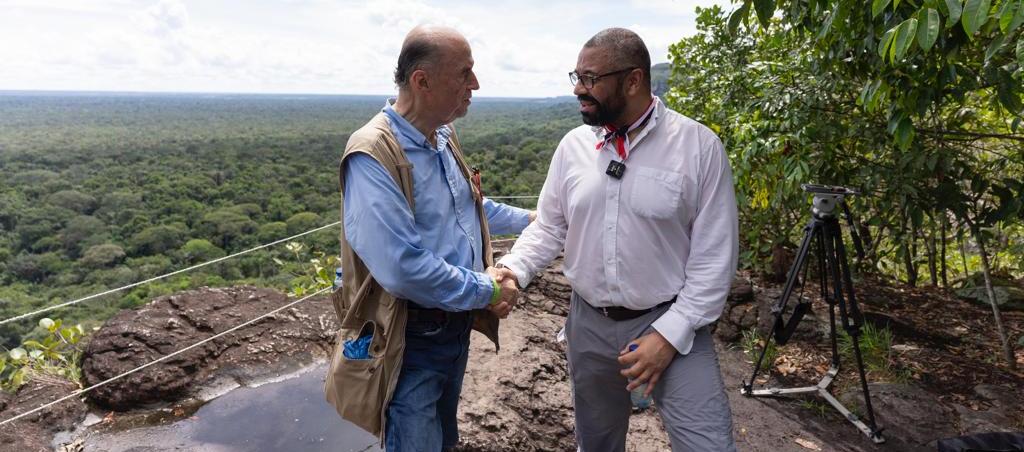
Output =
[{"x1": 0, "y1": 0, "x2": 733, "y2": 98}]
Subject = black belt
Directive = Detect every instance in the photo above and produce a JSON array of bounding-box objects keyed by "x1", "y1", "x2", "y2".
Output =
[
  {"x1": 590, "y1": 297, "x2": 675, "y2": 321},
  {"x1": 404, "y1": 301, "x2": 469, "y2": 323}
]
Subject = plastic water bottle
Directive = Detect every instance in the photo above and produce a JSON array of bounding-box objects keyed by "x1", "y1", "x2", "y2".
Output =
[
  {"x1": 628, "y1": 344, "x2": 653, "y2": 409},
  {"x1": 332, "y1": 267, "x2": 343, "y2": 291}
]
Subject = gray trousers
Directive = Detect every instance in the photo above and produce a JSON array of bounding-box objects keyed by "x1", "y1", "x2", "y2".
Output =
[{"x1": 565, "y1": 292, "x2": 736, "y2": 452}]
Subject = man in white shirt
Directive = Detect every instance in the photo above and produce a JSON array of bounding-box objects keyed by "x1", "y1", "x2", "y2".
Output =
[{"x1": 497, "y1": 28, "x2": 738, "y2": 451}]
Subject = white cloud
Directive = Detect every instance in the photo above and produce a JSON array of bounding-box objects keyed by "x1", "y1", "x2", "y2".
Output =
[
  {"x1": 0, "y1": 0, "x2": 731, "y2": 97},
  {"x1": 143, "y1": 0, "x2": 189, "y2": 33},
  {"x1": 628, "y1": 0, "x2": 727, "y2": 15}
]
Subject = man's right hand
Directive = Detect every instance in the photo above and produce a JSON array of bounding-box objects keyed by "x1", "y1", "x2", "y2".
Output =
[{"x1": 485, "y1": 266, "x2": 519, "y2": 318}]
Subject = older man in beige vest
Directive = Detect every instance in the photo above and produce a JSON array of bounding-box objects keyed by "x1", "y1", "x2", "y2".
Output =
[{"x1": 324, "y1": 26, "x2": 526, "y2": 452}]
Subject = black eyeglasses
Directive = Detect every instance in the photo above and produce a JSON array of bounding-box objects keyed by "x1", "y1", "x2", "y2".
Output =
[{"x1": 569, "y1": 67, "x2": 638, "y2": 89}]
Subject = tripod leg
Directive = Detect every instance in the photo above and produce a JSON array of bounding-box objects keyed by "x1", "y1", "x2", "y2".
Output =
[
  {"x1": 816, "y1": 227, "x2": 841, "y2": 368},
  {"x1": 830, "y1": 220, "x2": 883, "y2": 440},
  {"x1": 743, "y1": 219, "x2": 819, "y2": 394}
]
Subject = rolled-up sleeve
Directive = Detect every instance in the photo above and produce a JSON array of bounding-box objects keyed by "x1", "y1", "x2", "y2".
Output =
[
  {"x1": 343, "y1": 153, "x2": 494, "y2": 311},
  {"x1": 651, "y1": 134, "x2": 738, "y2": 355}
]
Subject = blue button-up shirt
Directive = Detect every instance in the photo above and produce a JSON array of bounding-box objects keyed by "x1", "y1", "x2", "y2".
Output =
[{"x1": 342, "y1": 100, "x2": 532, "y2": 312}]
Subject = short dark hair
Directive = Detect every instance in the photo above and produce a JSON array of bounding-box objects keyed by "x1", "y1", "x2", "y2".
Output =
[
  {"x1": 394, "y1": 37, "x2": 441, "y2": 88},
  {"x1": 583, "y1": 28, "x2": 651, "y2": 91}
]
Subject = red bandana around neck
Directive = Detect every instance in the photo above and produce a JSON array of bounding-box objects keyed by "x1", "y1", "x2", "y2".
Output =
[{"x1": 595, "y1": 98, "x2": 657, "y2": 161}]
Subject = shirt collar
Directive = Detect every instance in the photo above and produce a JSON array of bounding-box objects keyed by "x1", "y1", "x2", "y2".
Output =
[
  {"x1": 591, "y1": 96, "x2": 662, "y2": 139},
  {"x1": 382, "y1": 98, "x2": 451, "y2": 150}
]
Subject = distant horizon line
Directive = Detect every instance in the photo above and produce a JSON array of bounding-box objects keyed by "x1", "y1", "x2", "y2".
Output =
[{"x1": 0, "y1": 89, "x2": 576, "y2": 101}]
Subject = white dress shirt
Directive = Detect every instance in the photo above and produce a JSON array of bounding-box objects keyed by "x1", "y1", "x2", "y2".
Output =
[{"x1": 497, "y1": 97, "x2": 738, "y2": 355}]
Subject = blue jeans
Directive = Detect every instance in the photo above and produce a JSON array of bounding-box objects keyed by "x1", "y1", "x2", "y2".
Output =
[{"x1": 385, "y1": 311, "x2": 473, "y2": 452}]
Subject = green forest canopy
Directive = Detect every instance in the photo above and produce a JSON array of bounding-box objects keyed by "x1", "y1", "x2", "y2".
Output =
[{"x1": 0, "y1": 93, "x2": 575, "y2": 346}]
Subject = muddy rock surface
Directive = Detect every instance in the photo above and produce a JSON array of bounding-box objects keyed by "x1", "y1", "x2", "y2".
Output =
[
  {"x1": 79, "y1": 286, "x2": 337, "y2": 409},
  {"x1": 0, "y1": 377, "x2": 87, "y2": 452}
]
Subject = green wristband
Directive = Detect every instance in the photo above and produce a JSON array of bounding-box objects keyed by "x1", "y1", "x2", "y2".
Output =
[{"x1": 489, "y1": 277, "x2": 501, "y2": 305}]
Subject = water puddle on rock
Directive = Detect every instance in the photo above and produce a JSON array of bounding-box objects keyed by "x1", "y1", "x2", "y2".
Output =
[{"x1": 78, "y1": 365, "x2": 381, "y2": 452}]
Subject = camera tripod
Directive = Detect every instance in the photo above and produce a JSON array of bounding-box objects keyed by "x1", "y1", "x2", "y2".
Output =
[{"x1": 740, "y1": 184, "x2": 885, "y2": 444}]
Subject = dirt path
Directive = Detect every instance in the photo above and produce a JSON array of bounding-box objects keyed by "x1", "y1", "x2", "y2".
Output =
[
  {"x1": 457, "y1": 251, "x2": 926, "y2": 452},
  {"x1": 459, "y1": 302, "x2": 926, "y2": 452}
]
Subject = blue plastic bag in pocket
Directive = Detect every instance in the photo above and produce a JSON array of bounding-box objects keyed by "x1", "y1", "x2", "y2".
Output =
[{"x1": 343, "y1": 332, "x2": 373, "y2": 360}]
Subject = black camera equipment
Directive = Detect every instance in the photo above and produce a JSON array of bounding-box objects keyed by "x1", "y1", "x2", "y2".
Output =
[{"x1": 740, "y1": 184, "x2": 885, "y2": 444}]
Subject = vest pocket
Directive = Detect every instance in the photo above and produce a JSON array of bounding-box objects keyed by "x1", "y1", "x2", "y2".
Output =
[{"x1": 324, "y1": 321, "x2": 387, "y2": 435}]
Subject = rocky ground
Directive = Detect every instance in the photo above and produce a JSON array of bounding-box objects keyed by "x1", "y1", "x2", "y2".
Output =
[{"x1": 0, "y1": 243, "x2": 1021, "y2": 451}]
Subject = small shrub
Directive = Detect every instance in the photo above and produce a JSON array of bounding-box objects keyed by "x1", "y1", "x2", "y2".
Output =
[
  {"x1": 1, "y1": 318, "x2": 85, "y2": 392},
  {"x1": 741, "y1": 328, "x2": 778, "y2": 367},
  {"x1": 838, "y1": 322, "x2": 907, "y2": 383}
]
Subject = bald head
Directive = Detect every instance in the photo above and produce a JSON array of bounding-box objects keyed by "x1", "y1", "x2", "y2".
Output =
[
  {"x1": 394, "y1": 25, "x2": 469, "y2": 89},
  {"x1": 583, "y1": 28, "x2": 651, "y2": 92}
]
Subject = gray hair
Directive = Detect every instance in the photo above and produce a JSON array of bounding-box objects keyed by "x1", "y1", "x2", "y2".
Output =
[
  {"x1": 583, "y1": 28, "x2": 651, "y2": 91},
  {"x1": 393, "y1": 37, "x2": 441, "y2": 88}
]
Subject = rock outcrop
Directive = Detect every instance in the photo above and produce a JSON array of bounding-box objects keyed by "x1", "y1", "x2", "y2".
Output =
[{"x1": 79, "y1": 286, "x2": 337, "y2": 409}]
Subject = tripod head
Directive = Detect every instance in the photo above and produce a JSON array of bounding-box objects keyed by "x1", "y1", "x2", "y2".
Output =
[
  {"x1": 802, "y1": 184, "x2": 865, "y2": 261},
  {"x1": 802, "y1": 184, "x2": 857, "y2": 219}
]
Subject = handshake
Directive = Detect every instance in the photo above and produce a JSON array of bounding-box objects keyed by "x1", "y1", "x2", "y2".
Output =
[{"x1": 485, "y1": 266, "x2": 519, "y2": 319}]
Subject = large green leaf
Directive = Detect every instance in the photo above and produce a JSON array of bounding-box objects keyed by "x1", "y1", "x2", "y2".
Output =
[
  {"x1": 984, "y1": 33, "x2": 1006, "y2": 61},
  {"x1": 729, "y1": 2, "x2": 750, "y2": 35},
  {"x1": 754, "y1": 0, "x2": 775, "y2": 28},
  {"x1": 911, "y1": 206, "x2": 924, "y2": 229},
  {"x1": 879, "y1": 27, "x2": 897, "y2": 58},
  {"x1": 818, "y1": 2, "x2": 841, "y2": 40},
  {"x1": 21, "y1": 340, "x2": 45, "y2": 349},
  {"x1": 1000, "y1": 0, "x2": 1024, "y2": 32},
  {"x1": 895, "y1": 117, "x2": 915, "y2": 149},
  {"x1": 1018, "y1": 37, "x2": 1024, "y2": 65},
  {"x1": 997, "y1": 73, "x2": 1023, "y2": 112},
  {"x1": 918, "y1": 8, "x2": 941, "y2": 51},
  {"x1": 874, "y1": 0, "x2": 893, "y2": 18},
  {"x1": 858, "y1": 79, "x2": 879, "y2": 106},
  {"x1": 962, "y1": 0, "x2": 992, "y2": 36},
  {"x1": 859, "y1": 79, "x2": 893, "y2": 111},
  {"x1": 892, "y1": 18, "x2": 919, "y2": 62},
  {"x1": 11, "y1": 368, "x2": 25, "y2": 388},
  {"x1": 945, "y1": 0, "x2": 964, "y2": 27}
]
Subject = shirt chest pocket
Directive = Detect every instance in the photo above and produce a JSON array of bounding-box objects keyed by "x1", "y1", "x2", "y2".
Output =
[{"x1": 628, "y1": 166, "x2": 685, "y2": 220}]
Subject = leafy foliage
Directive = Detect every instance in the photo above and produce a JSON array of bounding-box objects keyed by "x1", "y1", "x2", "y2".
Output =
[
  {"x1": 671, "y1": 3, "x2": 1022, "y2": 368},
  {"x1": 277, "y1": 242, "x2": 339, "y2": 297},
  {"x1": 1, "y1": 318, "x2": 84, "y2": 392}
]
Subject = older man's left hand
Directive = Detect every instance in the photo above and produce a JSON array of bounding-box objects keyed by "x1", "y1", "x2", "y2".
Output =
[{"x1": 618, "y1": 331, "x2": 677, "y2": 398}]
